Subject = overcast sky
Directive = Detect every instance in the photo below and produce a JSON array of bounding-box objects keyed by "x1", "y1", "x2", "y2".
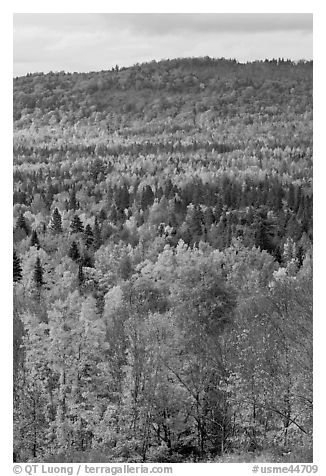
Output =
[{"x1": 13, "y1": 13, "x2": 313, "y2": 77}]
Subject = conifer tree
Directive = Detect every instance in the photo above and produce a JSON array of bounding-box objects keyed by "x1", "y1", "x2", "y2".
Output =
[
  {"x1": 203, "y1": 207, "x2": 214, "y2": 229},
  {"x1": 115, "y1": 184, "x2": 130, "y2": 211},
  {"x1": 30, "y1": 229, "x2": 40, "y2": 249},
  {"x1": 84, "y1": 224, "x2": 94, "y2": 248},
  {"x1": 214, "y1": 196, "x2": 223, "y2": 222},
  {"x1": 78, "y1": 263, "x2": 84, "y2": 286},
  {"x1": 44, "y1": 184, "x2": 55, "y2": 209},
  {"x1": 295, "y1": 186, "x2": 302, "y2": 214},
  {"x1": 16, "y1": 212, "x2": 29, "y2": 235},
  {"x1": 185, "y1": 205, "x2": 203, "y2": 239},
  {"x1": 81, "y1": 251, "x2": 93, "y2": 268},
  {"x1": 68, "y1": 241, "x2": 80, "y2": 262},
  {"x1": 214, "y1": 213, "x2": 228, "y2": 249},
  {"x1": 13, "y1": 250, "x2": 22, "y2": 282},
  {"x1": 288, "y1": 184, "x2": 296, "y2": 210},
  {"x1": 70, "y1": 214, "x2": 84, "y2": 234},
  {"x1": 110, "y1": 205, "x2": 118, "y2": 224},
  {"x1": 33, "y1": 257, "x2": 44, "y2": 287},
  {"x1": 99, "y1": 209, "x2": 107, "y2": 221},
  {"x1": 140, "y1": 185, "x2": 155, "y2": 210},
  {"x1": 155, "y1": 186, "x2": 164, "y2": 201},
  {"x1": 118, "y1": 255, "x2": 133, "y2": 280},
  {"x1": 68, "y1": 187, "x2": 78, "y2": 211},
  {"x1": 92, "y1": 217, "x2": 102, "y2": 250},
  {"x1": 49, "y1": 208, "x2": 62, "y2": 234}
]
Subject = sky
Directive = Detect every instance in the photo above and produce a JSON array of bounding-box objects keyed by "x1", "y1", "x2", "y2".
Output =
[{"x1": 13, "y1": 13, "x2": 313, "y2": 77}]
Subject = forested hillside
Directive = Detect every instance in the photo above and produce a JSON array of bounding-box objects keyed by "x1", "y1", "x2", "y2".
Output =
[{"x1": 13, "y1": 57, "x2": 313, "y2": 463}]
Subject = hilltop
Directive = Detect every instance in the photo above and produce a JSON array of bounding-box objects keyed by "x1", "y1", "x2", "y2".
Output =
[{"x1": 14, "y1": 57, "x2": 312, "y2": 123}]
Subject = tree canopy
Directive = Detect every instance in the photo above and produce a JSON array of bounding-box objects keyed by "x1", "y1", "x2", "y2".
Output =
[{"x1": 13, "y1": 57, "x2": 313, "y2": 463}]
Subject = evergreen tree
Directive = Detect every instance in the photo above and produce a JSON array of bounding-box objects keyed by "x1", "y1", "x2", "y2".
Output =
[
  {"x1": 118, "y1": 255, "x2": 133, "y2": 280},
  {"x1": 68, "y1": 241, "x2": 80, "y2": 262},
  {"x1": 30, "y1": 229, "x2": 40, "y2": 249},
  {"x1": 115, "y1": 184, "x2": 130, "y2": 211},
  {"x1": 49, "y1": 208, "x2": 63, "y2": 234},
  {"x1": 110, "y1": 205, "x2": 118, "y2": 224},
  {"x1": 215, "y1": 213, "x2": 228, "y2": 249},
  {"x1": 84, "y1": 224, "x2": 94, "y2": 248},
  {"x1": 192, "y1": 179, "x2": 205, "y2": 205},
  {"x1": 186, "y1": 205, "x2": 203, "y2": 239},
  {"x1": 296, "y1": 193, "x2": 305, "y2": 220},
  {"x1": 225, "y1": 216, "x2": 233, "y2": 247},
  {"x1": 295, "y1": 186, "x2": 302, "y2": 214},
  {"x1": 140, "y1": 185, "x2": 155, "y2": 210},
  {"x1": 44, "y1": 184, "x2": 55, "y2": 209},
  {"x1": 81, "y1": 250, "x2": 93, "y2": 268},
  {"x1": 13, "y1": 250, "x2": 22, "y2": 282},
  {"x1": 78, "y1": 263, "x2": 84, "y2": 286},
  {"x1": 254, "y1": 213, "x2": 275, "y2": 254},
  {"x1": 286, "y1": 214, "x2": 302, "y2": 242},
  {"x1": 16, "y1": 212, "x2": 29, "y2": 235},
  {"x1": 90, "y1": 157, "x2": 105, "y2": 180},
  {"x1": 203, "y1": 207, "x2": 215, "y2": 230},
  {"x1": 68, "y1": 187, "x2": 78, "y2": 211},
  {"x1": 301, "y1": 196, "x2": 312, "y2": 237},
  {"x1": 99, "y1": 209, "x2": 107, "y2": 221},
  {"x1": 155, "y1": 186, "x2": 164, "y2": 201},
  {"x1": 288, "y1": 184, "x2": 296, "y2": 210},
  {"x1": 213, "y1": 196, "x2": 223, "y2": 222},
  {"x1": 33, "y1": 257, "x2": 44, "y2": 287},
  {"x1": 92, "y1": 217, "x2": 102, "y2": 250},
  {"x1": 164, "y1": 178, "x2": 175, "y2": 199},
  {"x1": 70, "y1": 214, "x2": 84, "y2": 234}
]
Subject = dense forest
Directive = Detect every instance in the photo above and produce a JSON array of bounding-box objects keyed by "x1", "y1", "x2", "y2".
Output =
[{"x1": 13, "y1": 57, "x2": 313, "y2": 463}]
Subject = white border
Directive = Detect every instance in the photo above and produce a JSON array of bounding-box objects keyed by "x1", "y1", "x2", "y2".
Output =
[{"x1": 3, "y1": 3, "x2": 323, "y2": 475}]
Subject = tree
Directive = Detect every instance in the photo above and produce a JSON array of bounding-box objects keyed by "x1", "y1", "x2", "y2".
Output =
[
  {"x1": 92, "y1": 217, "x2": 102, "y2": 250},
  {"x1": 49, "y1": 208, "x2": 63, "y2": 234},
  {"x1": 186, "y1": 205, "x2": 204, "y2": 240},
  {"x1": 140, "y1": 185, "x2": 155, "y2": 210},
  {"x1": 68, "y1": 241, "x2": 80, "y2": 262},
  {"x1": 33, "y1": 257, "x2": 44, "y2": 288},
  {"x1": 16, "y1": 212, "x2": 30, "y2": 236},
  {"x1": 78, "y1": 264, "x2": 84, "y2": 286},
  {"x1": 287, "y1": 184, "x2": 296, "y2": 210},
  {"x1": 84, "y1": 224, "x2": 94, "y2": 248},
  {"x1": 68, "y1": 187, "x2": 78, "y2": 211},
  {"x1": 203, "y1": 207, "x2": 214, "y2": 230},
  {"x1": 81, "y1": 250, "x2": 94, "y2": 268},
  {"x1": 135, "y1": 243, "x2": 237, "y2": 458},
  {"x1": 70, "y1": 214, "x2": 84, "y2": 234},
  {"x1": 13, "y1": 58, "x2": 313, "y2": 462},
  {"x1": 13, "y1": 250, "x2": 22, "y2": 282},
  {"x1": 253, "y1": 211, "x2": 276, "y2": 255},
  {"x1": 118, "y1": 254, "x2": 133, "y2": 280},
  {"x1": 30, "y1": 194, "x2": 48, "y2": 215},
  {"x1": 110, "y1": 205, "x2": 118, "y2": 224},
  {"x1": 30, "y1": 229, "x2": 40, "y2": 249},
  {"x1": 115, "y1": 184, "x2": 130, "y2": 211},
  {"x1": 17, "y1": 291, "x2": 110, "y2": 460},
  {"x1": 99, "y1": 209, "x2": 107, "y2": 221}
]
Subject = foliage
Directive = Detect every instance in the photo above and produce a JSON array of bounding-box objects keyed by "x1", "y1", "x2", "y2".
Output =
[
  {"x1": 13, "y1": 250, "x2": 23, "y2": 282},
  {"x1": 13, "y1": 57, "x2": 313, "y2": 462}
]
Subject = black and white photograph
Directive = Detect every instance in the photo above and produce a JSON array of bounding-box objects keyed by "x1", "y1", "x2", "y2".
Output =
[{"x1": 12, "y1": 10, "x2": 314, "y2": 469}]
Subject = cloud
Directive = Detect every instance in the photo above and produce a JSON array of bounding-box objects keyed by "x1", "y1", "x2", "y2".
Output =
[
  {"x1": 14, "y1": 13, "x2": 312, "y2": 36},
  {"x1": 13, "y1": 13, "x2": 105, "y2": 34},
  {"x1": 101, "y1": 13, "x2": 313, "y2": 35},
  {"x1": 13, "y1": 13, "x2": 313, "y2": 76}
]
